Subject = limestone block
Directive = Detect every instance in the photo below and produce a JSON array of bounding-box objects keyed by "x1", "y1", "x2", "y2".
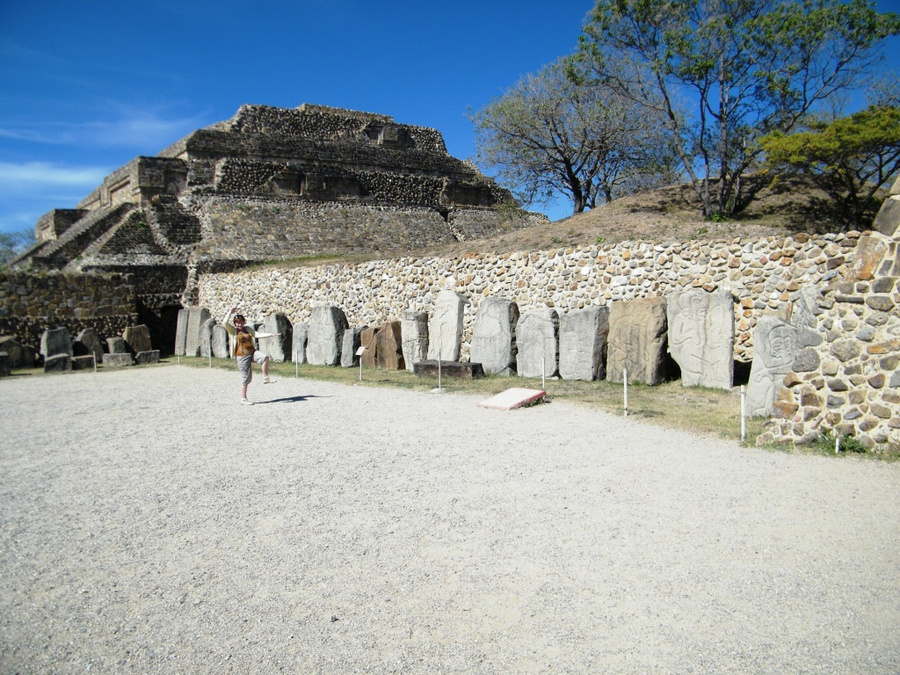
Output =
[
  {"x1": 873, "y1": 194, "x2": 900, "y2": 236},
  {"x1": 667, "y1": 289, "x2": 734, "y2": 389},
  {"x1": 470, "y1": 297, "x2": 519, "y2": 375},
  {"x1": 558, "y1": 307, "x2": 609, "y2": 381},
  {"x1": 107, "y1": 336, "x2": 128, "y2": 354},
  {"x1": 427, "y1": 289, "x2": 468, "y2": 362},
  {"x1": 72, "y1": 355, "x2": 96, "y2": 370},
  {"x1": 845, "y1": 234, "x2": 887, "y2": 281},
  {"x1": 0, "y1": 336, "x2": 35, "y2": 369},
  {"x1": 400, "y1": 311, "x2": 429, "y2": 372},
  {"x1": 360, "y1": 326, "x2": 377, "y2": 368},
  {"x1": 292, "y1": 323, "x2": 308, "y2": 364},
  {"x1": 375, "y1": 321, "x2": 405, "y2": 370},
  {"x1": 102, "y1": 353, "x2": 132, "y2": 368},
  {"x1": 747, "y1": 315, "x2": 820, "y2": 417},
  {"x1": 123, "y1": 324, "x2": 153, "y2": 354},
  {"x1": 606, "y1": 298, "x2": 669, "y2": 385},
  {"x1": 185, "y1": 307, "x2": 210, "y2": 357},
  {"x1": 341, "y1": 327, "x2": 364, "y2": 368},
  {"x1": 135, "y1": 350, "x2": 160, "y2": 365},
  {"x1": 260, "y1": 312, "x2": 292, "y2": 362},
  {"x1": 516, "y1": 308, "x2": 559, "y2": 379},
  {"x1": 174, "y1": 308, "x2": 190, "y2": 356},
  {"x1": 74, "y1": 328, "x2": 104, "y2": 361},
  {"x1": 43, "y1": 353, "x2": 72, "y2": 372},
  {"x1": 199, "y1": 318, "x2": 216, "y2": 358},
  {"x1": 413, "y1": 360, "x2": 484, "y2": 379},
  {"x1": 212, "y1": 325, "x2": 229, "y2": 358},
  {"x1": 40, "y1": 327, "x2": 73, "y2": 359},
  {"x1": 306, "y1": 306, "x2": 348, "y2": 366}
]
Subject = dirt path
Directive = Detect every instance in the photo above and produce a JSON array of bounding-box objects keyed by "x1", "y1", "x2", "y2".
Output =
[{"x1": 1, "y1": 365, "x2": 898, "y2": 674}]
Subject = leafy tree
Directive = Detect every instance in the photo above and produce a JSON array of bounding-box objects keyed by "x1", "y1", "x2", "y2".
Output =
[
  {"x1": 761, "y1": 105, "x2": 900, "y2": 228},
  {"x1": 0, "y1": 228, "x2": 36, "y2": 267},
  {"x1": 471, "y1": 57, "x2": 680, "y2": 215},
  {"x1": 578, "y1": 0, "x2": 900, "y2": 219}
]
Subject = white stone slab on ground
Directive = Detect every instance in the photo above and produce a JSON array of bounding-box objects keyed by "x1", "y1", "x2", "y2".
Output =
[{"x1": 478, "y1": 387, "x2": 546, "y2": 410}]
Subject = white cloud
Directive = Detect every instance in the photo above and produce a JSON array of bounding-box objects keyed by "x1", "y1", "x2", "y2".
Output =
[
  {"x1": 0, "y1": 161, "x2": 109, "y2": 191},
  {"x1": 0, "y1": 106, "x2": 208, "y2": 152}
]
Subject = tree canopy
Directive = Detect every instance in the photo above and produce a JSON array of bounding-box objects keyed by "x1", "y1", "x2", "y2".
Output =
[
  {"x1": 577, "y1": 0, "x2": 900, "y2": 219},
  {"x1": 0, "y1": 229, "x2": 36, "y2": 267},
  {"x1": 761, "y1": 105, "x2": 900, "y2": 228},
  {"x1": 471, "y1": 57, "x2": 679, "y2": 215}
]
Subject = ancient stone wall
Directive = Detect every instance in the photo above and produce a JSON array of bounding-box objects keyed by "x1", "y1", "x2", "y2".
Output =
[
  {"x1": 198, "y1": 228, "x2": 900, "y2": 448},
  {"x1": 198, "y1": 231, "x2": 860, "y2": 364},
  {"x1": 0, "y1": 270, "x2": 137, "y2": 349},
  {"x1": 189, "y1": 198, "x2": 539, "y2": 265},
  {"x1": 761, "y1": 232, "x2": 900, "y2": 449}
]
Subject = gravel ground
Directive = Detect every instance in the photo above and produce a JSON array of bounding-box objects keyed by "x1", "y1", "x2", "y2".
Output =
[{"x1": 1, "y1": 364, "x2": 899, "y2": 674}]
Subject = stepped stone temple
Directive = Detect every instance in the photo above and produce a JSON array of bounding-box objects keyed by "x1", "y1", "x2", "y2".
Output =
[{"x1": 9, "y1": 103, "x2": 543, "y2": 347}]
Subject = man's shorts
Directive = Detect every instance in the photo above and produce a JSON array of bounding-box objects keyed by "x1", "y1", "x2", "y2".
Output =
[{"x1": 236, "y1": 351, "x2": 268, "y2": 386}]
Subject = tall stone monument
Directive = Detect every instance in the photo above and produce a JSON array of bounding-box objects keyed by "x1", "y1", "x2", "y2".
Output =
[
  {"x1": 606, "y1": 297, "x2": 669, "y2": 385},
  {"x1": 515, "y1": 308, "x2": 559, "y2": 379},
  {"x1": 427, "y1": 290, "x2": 468, "y2": 362},
  {"x1": 558, "y1": 307, "x2": 609, "y2": 381},
  {"x1": 470, "y1": 297, "x2": 519, "y2": 375},
  {"x1": 667, "y1": 289, "x2": 734, "y2": 389}
]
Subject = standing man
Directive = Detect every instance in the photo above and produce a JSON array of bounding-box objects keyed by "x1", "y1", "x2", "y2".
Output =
[{"x1": 223, "y1": 307, "x2": 280, "y2": 405}]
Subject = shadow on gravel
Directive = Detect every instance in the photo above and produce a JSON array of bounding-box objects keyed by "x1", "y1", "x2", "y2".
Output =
[{"x1": 257, "y1": 394, "x2": 327, "y2": 405}]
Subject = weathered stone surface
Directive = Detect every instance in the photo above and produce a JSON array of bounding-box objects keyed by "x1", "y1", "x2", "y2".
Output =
[
  {"x1": 40, "y1": 327, "x2": 73, "y2": 359},
  {"x1": 292, "y1": 323, "x2": 308, "y2": 364},
  {"x1": 558, "y1": 307, "x2": 609, "y2": 381},
  {"x1": 667, "y1": 289, "x2": 734, "y2": 389},
  {"x1": 400, "y1": 311, "x2": 428, "y2": 372},
  {"x1": 259, "y1": 312, "x2": 292, "y2": 363},
  {"x1": 106, "y1": 336, "x2": 127, "y2": 354},
  {"x1": 427, "y1": 290, "x2": 468, "y2": 362},
  {"x1": 375, "y1": 321, "x2": 405, "y2": 370},
  {"x1": 607, "y1": 298, "x2": 668, "y2": 385},
  {"x1": 211, "y1": 325, "x2": 229, "y2": 358},
  {"x1": 470, "y1": 297, "x2": 518, "y2": 375},
  {"x1": 793, "y1": 348, "x2": 821, "y2": 373},
  {"x1": 102, "y1": 352, "x2": 132, "y2": 368},
  {"x1": 516, "y1": 308, "x2": 559, "y2": 379},
  {"x1": 873, "y1": 193, "x2": 900, "y2": 237},
  {"x1": 0, "y1": 336, "x2": 34, "y2": 369},
  {"x1": 185, "y1": 307, "x2": 210, "y2": 357},
  {"x1": 341, "y1": 327, "x2": 364, "y2": 368},
  {"x1": 174, "y1": 308, "x2": 190, "y2": 356},
  {"x1": 360, "y1": 326, "x2": 377, "y2": 368},
  {"x1": 306, "y1": 306, "x2": 348, "y2": 366},
  {"x1": 74, "y1": 328, "x2": 104, "y2": 361},
  {"x1": 43, "y1": 353, "x2": 71, "y2": 372},
  {"x1": 747, "y1": 316, "x2": 799, "y2": 416},
  {"x1": 135, "y1": 350, "x2": 160, "y2": 365},
  {"x1": 72, "y1": 355, "x2": 96, "y2": 370},
  {"x1": 123, "y1": 324, "x2": 153, "y2": 354},
  {"x1": 0, "y1": 351, "x2": 10, "y2": 377},
  {"x1": 846, "y1": 234, "x2": 887, "y2": 281},
  {"x1": 199, "y1": 318, "x2": 216, "y2": 358},
  {"x1": 413, "y1": 360, "x2": 484, "y2": 379}
]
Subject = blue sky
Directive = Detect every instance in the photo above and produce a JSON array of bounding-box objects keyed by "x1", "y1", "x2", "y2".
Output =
[
  {"x1": 0, "y1": 0, "x2": 596, "y2": 235},
  {"x1": 0, "y1": 0, "x2": 898, "y2": 236}
]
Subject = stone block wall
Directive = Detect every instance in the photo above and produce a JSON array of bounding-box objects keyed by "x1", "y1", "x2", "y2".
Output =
[
  {"x1": 198, "y1": 231, "x2": 861, "y2": 364},
  {"x1": 0, "y1": 270, "x2": 138, "y2": 350},
  {"x1": 190, "y1": 198, "x2": 542, "y2": 264},
  {"x1": 761, "y1": 233, "x2": 900, "y2": 449}
]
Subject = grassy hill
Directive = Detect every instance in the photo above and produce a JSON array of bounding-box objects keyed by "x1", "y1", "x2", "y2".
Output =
[{"x1": 427, "y1": 173, "x2": 863, "y2": 260}]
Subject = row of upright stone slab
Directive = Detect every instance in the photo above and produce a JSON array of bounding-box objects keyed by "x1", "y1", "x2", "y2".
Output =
[
  {"x1": 22, "y1": 324, "x2": 160, "y2": 372},
  {"x1": 183, "y1": 285, "x2": 741, "y2": 389}
]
